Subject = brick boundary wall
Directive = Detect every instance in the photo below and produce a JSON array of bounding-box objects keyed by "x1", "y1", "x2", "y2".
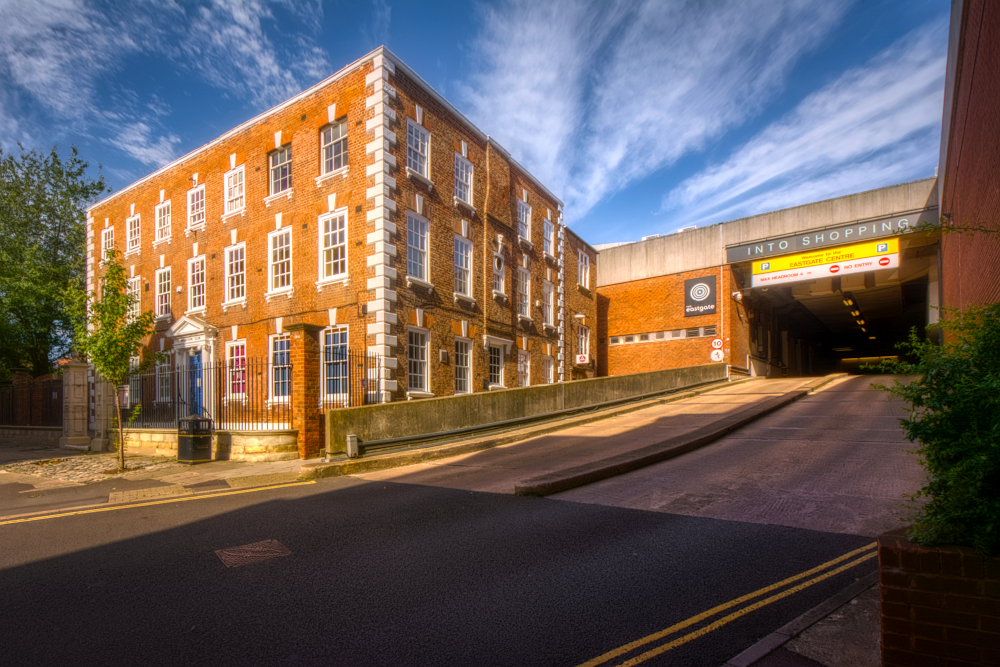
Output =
[{"x1": 878, "y1": 527, "x2": 1000, "y2": 666}]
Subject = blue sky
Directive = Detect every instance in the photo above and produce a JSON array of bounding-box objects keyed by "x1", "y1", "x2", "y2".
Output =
[{"x1": 0, "y1": 0, "x2": 948, "y2": 245}]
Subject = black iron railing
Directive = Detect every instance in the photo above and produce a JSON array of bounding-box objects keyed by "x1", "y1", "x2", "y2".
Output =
[
  {"x1": 0, "y1": 379, "x2": 63, "y2": 427},
  {"x1": 319, "y1": 350, "x2": 383, "y2": 412}
]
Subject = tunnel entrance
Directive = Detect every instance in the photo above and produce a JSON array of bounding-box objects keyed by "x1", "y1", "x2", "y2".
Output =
[{"x1": 729, "y1": 229, "x2": 940, "y2": 376}]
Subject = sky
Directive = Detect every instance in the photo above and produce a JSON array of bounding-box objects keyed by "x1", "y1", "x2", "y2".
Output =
[{"x1": 0, "y1": 0, "x2": 949, "y2": 245}]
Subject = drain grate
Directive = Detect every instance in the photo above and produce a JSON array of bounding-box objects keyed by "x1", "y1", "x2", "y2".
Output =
[{"x1": 215, "y1": 539, "x2": 291, "y2": 568}]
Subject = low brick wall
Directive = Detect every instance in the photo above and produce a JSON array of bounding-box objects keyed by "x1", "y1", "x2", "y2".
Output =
[
  {"x1": 327, "y1": 363, "x2": 727, "y2": 453},
  {"x1": 879, "y1": 527, "x2": 1000, "y2": 666},
  {"x1": 0, "y1": 425, "x2": 62, "y2": 447},
  {"x1": 112, "y1": 429, "x2": 299, "y2": 462}
]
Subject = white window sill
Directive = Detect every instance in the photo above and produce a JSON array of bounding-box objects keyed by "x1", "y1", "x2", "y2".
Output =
[
  {"x1": 406, "y1": 275, "x2": 434, "y2": 290},
  {"x1": 491, "y1": 289, "x2": 507, "y2": 300},
  {"x1": 185, "y1": 223, "x2": 206, "y2": 236},
  {"x1": 578, "y1": 284, "x2": 592, "y2": 294},
  {"x1": 266, "y1": 398, "x2": 291, "y2": 408},
  {"x1": 406, "y1": 390, "x2": 435, "y2": 400},
  {"x1": 316, "y1": 276, "x2": 350, "y2": 291},
  {"x1": 155, "y1": 314, "x2": 172, "y2": 322},
  {"x1": 264, "y1": 189, "x2": 294, "y2": 207},
  {"x1": 453, "y1": 196, "x2": 475, "y2": 214},
  {"x1": 185, "y1": 307, "x2": 206, "y2": 316},
  {"x1": 265, "y1": 287, "x2": 294, "y2": 302},
  {"x1": 153, "y1": 236, "x2": 172, "y2": 247},
  {"x1": 518, "y1": 236, "x2": 534, "y2": 250},
  {"x1": 543, "y1": 323, "x2": 556, "y2": 333},
  {"x1": 488, "y1": 384, "x2": 506, "y2": 391},
  {"x1": 316, "y1": 166, "x2": 349, "y2": 186},
  {"x1": 125, "y1": 248, "x2": 141, "y2": 258},
  {"x1": 223, "y1": 396, "x2": 248, "y2": 405},
  {"x1": 517, "y1": 314, "x2": 533, "y2": 324},
  {"x1": 454, "y1": 293, "x2": 476, "y2": 306},
  {"x1": 405, "y1": 167, "x2": 434, "y2": 190},
  {"x1": 544, "y1": 251, "x2": 557, "y2": 263},
  {"x1": 222, "y1": 207, "x2": 245, "y2": 222},
  {"x1": 222, "y1": 299, "x2": 247, "y2": 312}
]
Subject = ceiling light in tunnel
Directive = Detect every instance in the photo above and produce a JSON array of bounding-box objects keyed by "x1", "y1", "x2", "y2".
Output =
[
  {"x1": 850, "y1": 309, "x2": 860, "y2": 317},
  {"x1": 869, "y1": 336, "x2": 876, "y2": 340}
]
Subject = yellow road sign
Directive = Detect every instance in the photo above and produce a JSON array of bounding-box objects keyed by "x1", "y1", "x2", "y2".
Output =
[{"x1": 752, "y1": 238, "x2": 899, "y2": 275}]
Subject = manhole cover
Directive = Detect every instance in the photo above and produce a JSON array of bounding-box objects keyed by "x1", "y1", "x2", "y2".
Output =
[{"x1": 215, "y1": 540, "x2": 291, "y2": 568}]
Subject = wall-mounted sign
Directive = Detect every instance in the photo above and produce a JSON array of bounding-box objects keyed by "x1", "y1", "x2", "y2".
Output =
[
  {"x1": 684, "y1": 276, "x2": 717, "y2": 317},
  {"x1": 710, "y1": 349, "x2": 724, "y2": 362},
  {"x1": 751, "y1": 239, "x2": 900, "y2": 287},
  {"x1": 725, "y1": 208, "x2": 936, "y2": 263},
  {"x1": 576, "y1": 354, "x2": 590, "y2": 365},
  {"x1": 710, "y1": 338, "x2": 724, "y2": 349}
]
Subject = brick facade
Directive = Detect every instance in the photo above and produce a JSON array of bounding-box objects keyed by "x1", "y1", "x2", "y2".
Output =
[
  {"x1": 940, "y1": 0, "x2": 1000, "y2": 311},
  {"x1": 878, "y1": 528, "x2": 1000, "y2": 667},
  {"x1": 84, "y1": 47, "x2": 597, "y2": 458}
]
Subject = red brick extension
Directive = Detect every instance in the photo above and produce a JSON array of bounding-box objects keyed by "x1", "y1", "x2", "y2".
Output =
[{"x1": 878, "y1": 528, "x2": 1000, "y2": 667}]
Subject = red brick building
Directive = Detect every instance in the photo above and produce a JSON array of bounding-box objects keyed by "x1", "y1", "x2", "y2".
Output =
[
  {"x1": 938, "y1": 0, "x2": 1000, "y2": 311},
  {"x1": 85, "y1": 47, "x2": 597, "y2": 458}
]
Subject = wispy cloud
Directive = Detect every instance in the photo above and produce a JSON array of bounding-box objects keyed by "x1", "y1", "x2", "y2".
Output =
[
  {"x1": 107, "y1": 122, "x2": 182, "y2": 168},
  {"x1": 665, "y1": 21, "x2": 947, "y2": 227},
  {"x1": 363, "y1": 0, "x2": 392, "y2": 47},
  {"x1": 461, "y1": 0, "x2": 851, "y2": 221}
]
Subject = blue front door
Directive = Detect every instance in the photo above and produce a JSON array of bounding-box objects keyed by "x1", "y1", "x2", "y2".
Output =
[{"x1": 189, "y1": 351, "x2": 203, "y2": 416}]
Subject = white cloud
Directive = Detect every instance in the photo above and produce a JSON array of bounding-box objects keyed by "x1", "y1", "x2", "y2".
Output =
[
  {"x1": 461, "y1": 0, "x2": 850, "y2": 221},
  {"x1": 107, "y1": 122, "x2": 182, "y2": 169},
  {"x1": 665, "y1": 21, "x2": 946, "y2": 226},
  {"x1": 363, "y1": 0, "x2": 392, "y2": 47}
]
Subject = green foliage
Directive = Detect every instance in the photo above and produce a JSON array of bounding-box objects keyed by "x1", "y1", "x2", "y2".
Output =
[
  {"x1": 69, "y1": 249, "x2": 157, "y2": 471},
  {"x1": 0, "y1": 144, "x2": 108, "y2": 379},
  {"x1": 874, "y1": 304, "x2": 1000, "y2": 554}
]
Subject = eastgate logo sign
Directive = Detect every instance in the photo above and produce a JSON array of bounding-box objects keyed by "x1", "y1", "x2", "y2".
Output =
[
  {"x1": 724, "y1": 208, "x2": 938, "y2": 263},
  {"x1": 684, "y1": 275, "x2": 717, "y2": 317}
]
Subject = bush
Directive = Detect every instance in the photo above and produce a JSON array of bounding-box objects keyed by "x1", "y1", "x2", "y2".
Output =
[{"x1": 874, "y1": 303, "x2": 1000, "y2": 555}]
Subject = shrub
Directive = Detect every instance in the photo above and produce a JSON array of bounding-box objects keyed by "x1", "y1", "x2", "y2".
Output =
[{"x1": 874, "y1": 303, "x2": 1000, "y2": 555}]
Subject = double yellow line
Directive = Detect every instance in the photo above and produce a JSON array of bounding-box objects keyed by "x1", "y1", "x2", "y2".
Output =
[{"x1": 577, "y1": 541, "x2": 878, "y2": 667}]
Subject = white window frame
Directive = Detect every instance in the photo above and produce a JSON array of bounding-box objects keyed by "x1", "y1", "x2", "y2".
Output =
[
  {"x1": 127, "y1": 276, "x2": 141, "y2": 323},
  {"x1": 517, "y1": 268, "x2": 531, "y2": 319},
  {"x1": 517, "y1": 200, "x2": 531, "y2": 241},
  {"x1": 578, "y1": 324, "x2": 591, "y2": 357},
  {"x1": 454, "y1": 235, "x2": 473, "y2": 299},
  {"x1": 407, "y1": 327, "x2": 430, "y2": 395},
  {"x1": 492, "y1": 253, "x2": 505, "y2": 295},
  {"x1": 224, "y1": 242, "x2": 246, "y2": 304},
  {"x1": 578, "y1": 250, "x2": 590, "y2": 288},
  {"x1": 224, "y1": 165, "x2": 245, "y2": 215},
  {"x1": 187, "y1": 255, "x2": 206, "y2": 313},
  {"x1": 454, "y1": 153, "x2": 473, "y2": 206},
  {"x1": 154, "y1": 200, "x2": 171, "y2": 243},
  {"x1": 517, "y1": 349, "x2": 530, "y2": 387},
  {"x1": 126, "y1": 214, "x2": 141, "y2": 254},
  {"x1": 543, "y1": 219, "x2": 554, "y2": 256},
  {"x1": 321, "y1": 325, "x2": 350, "y2": 404},
  {"x1": 454, "y1": 337, "x2": 471, "y2": 394},
  {"x1": 268, "y1": 145, "x2": 292, "y2": 197},
  {"x1": 406, "y1": 212, "x2": 430, "y2": 285},
  {"x1": 225, "y1": 340, "x2": 247, "y2": 400},
  {"x1": 154, "y1": 267, "x2": 171, "y2": 320},
  {"x1": 406, "y1": 120, "x2": 430, "y2": 180},
  {"x1": 101, "y1": 227, "x2": 114, "y2": 261},
  {"x1": 187, "y1": 185, "x2": 206, "y2": 230},
  {"x1": 544, "y1": 356, "x2": 554, "y2": 384},
  {"x1": 155, "y1": 353, "x2": 172, "y2": 403},
  {"x1": 488, "y1": 344, "x2": 504, "y2": 388},
  {"x1": 318, "y1": 209, "x2": 348, "y2": 284},
  {"x1": 542, "y1": 281, "x2": 554, "y2": 327},
  {"x1": 320, "y1": 121, "x2": 348, "y2": 176},
  {"x1": 269, "y1": 333, "x2": 291, "y2": 403},
  {"x1": 267, "y1": 227, "x2": 293, "y2": 295}
]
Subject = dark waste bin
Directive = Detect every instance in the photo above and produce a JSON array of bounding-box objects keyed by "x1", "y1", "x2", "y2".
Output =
[{"x1": 178, "y1": 415, "x2": 213, "y2": 464}]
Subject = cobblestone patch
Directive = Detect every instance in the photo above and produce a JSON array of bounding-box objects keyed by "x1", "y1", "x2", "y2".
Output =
[
  {"x1": 0, "y1": 454, "x2": 181, "y2": 484},
  {"x1": 108, "y1": 485, "x2": 194, "y2": 504}
]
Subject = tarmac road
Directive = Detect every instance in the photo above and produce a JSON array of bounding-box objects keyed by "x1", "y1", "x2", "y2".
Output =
[{"x1": 0, "y1": 376, "x2": 917, "y2": 666}]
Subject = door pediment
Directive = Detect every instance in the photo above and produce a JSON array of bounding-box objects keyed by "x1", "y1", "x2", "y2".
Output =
[{"x1": 166, "y1": 314, "x2": 217, "y2": 341}]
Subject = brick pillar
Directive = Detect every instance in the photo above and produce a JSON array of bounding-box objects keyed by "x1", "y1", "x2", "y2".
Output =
[{"x1": 285, "y1": 323, "x2": 324, "y2": 459}]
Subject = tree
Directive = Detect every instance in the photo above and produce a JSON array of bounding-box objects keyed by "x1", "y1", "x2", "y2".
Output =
[
  {"x1": 70, "y1": 250, "x2": 157, "y2": 473},
  {"x1": 0, "y1": 144, "x2": 108, "y2": 380},
  {"x1": 874, "y1": 304, "x2": 1000, "y2": 555}
]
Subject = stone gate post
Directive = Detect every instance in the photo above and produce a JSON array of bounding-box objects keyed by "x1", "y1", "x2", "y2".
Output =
[{"x1": 59, "y1": 360, "x2": 91, "y2": 450}]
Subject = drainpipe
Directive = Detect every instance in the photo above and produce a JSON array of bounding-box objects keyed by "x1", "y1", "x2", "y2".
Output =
[{"x1": 483, "y1": 138, "x2": 492, "y2": 385}]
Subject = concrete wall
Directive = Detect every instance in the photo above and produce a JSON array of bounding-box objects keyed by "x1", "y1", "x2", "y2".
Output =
[
  {"x1": 326, "y1": 363, "x2": 726, "y2": 452},
  {"x1": 114, "y1": 429, "x2": 299, "y2": 462},
  {"x1": 598, "y1": 178, "x2": 938, "y2": 286},
  {"x1": 0, "y1": 426, "x2": 61, "y2": 447}
]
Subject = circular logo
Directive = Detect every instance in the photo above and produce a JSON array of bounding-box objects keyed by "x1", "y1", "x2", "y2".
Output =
[
  {"x1": 829, "y1": 265, "x2": 840, "y2": 273},
  {"x1": 710, "y1": 349, "x2": 724, "y2": 362},
  {"x1": 879, "y1": 257, "x2": 890, "y2": 266},
  {"x1": 690, "y1": 283, "x2": 711, "y2": 301},
  {"x1": 711, "y1": 338, "x2": 724, "y2": 349}
]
